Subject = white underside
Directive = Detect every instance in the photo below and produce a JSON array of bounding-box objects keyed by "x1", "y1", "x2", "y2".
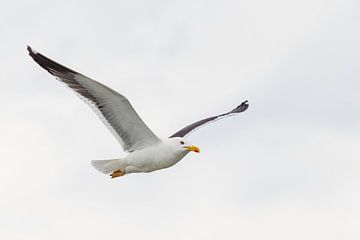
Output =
[{"x1": 91, "y1": 140, "x2": 188, "y2": 175}]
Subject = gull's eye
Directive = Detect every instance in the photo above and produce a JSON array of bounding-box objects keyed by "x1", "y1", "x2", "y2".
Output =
[{"x1": 180, "y1": 141, "x2": 185, "y2": 145}]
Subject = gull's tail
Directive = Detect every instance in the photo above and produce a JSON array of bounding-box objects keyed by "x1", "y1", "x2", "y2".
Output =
[{"x1": 91, "y1": 159, "x2": 123, "y2": 174}]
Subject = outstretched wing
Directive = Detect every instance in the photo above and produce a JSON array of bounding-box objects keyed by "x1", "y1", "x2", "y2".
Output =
[
  {"x1": 28, "y1": 46, "x2": 160, "y2": 152},
  {"x1": 170, "y1": 101, "x2": 249, "y2": 138}
]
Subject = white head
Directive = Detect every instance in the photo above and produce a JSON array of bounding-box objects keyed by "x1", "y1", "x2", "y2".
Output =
[{"x1": 167, "y1": 137, "x2": 200, "y2": 154}]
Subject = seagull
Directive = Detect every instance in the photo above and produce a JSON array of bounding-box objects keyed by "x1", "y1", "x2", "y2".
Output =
[{"x1": 27, "y1": 46, "x2": 249, "y2": 178}]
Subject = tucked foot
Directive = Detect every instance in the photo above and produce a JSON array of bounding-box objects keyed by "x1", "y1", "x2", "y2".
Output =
[{"x1": 110, "y1": 170, "x2": 125, "y2": 179}]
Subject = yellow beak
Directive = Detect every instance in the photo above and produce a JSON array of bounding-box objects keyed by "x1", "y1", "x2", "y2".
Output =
[{"x1": 186, "y1": 145, "x2": 200, "y2": 153}]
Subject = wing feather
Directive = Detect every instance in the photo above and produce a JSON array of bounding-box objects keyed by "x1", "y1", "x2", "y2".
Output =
[
  {"x1": 28, "y1": 46, "x2": 160, "y2": 152},
  {"x1": 170, "y1": 101, "x2": 249, "y2": 138}
]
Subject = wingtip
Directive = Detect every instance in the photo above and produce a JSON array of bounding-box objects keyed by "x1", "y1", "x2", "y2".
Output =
[
  {"x1": 27, "y1": 45, "x2": 38, "y2": 55},
  {"x1": 240, "y1": 100, "x2": 249, "y2": 112},
  {"x1": 242, "y1": 100, "x2": 249, "y2": 106},
  {"x1": 230, "y1": 100, "x2": 249, "y2": 113}
]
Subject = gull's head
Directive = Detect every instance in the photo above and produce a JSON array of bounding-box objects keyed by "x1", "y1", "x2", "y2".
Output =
[{"x1": 168, "y1": 137, "x2": 200, "y2": 154}]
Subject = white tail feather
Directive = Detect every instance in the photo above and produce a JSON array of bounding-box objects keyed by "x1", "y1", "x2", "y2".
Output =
[{"x1": 91, "y1": 159, "x2": 122, "y2": 174}]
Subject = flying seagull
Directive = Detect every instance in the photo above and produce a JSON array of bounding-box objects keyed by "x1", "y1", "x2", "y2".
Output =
[{"x1": 27, "y1": 46, "x2": 249, "y2": 178}]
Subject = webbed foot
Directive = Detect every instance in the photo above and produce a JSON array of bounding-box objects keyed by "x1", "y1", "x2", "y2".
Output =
[{"x1": 110, "y1": 170, "x2": 125, "y2": 178}]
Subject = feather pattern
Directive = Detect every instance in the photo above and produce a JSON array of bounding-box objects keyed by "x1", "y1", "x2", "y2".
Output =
[
  {"x1": 170, "y1": 100, "x2": 249, "y2": 138},
  {"x1": 27, "y1": 46, "x2": 160, "y2": 152}
]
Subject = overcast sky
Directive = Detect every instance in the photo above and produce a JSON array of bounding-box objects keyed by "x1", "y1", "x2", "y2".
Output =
[{"x1": 1, "y1": 0, "x2": 359, "y2": 239}]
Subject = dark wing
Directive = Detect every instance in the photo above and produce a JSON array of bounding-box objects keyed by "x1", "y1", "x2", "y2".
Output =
[
  {"x1": 170, "y1": 100, "x2": 249, "y2": 138},
  {"x1": 27, "y1": 46, "x2": 160, "y2": 152}
]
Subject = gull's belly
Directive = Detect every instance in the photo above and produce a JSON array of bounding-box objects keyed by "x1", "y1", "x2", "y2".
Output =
[{"x1": 125, "y1": 146, "x2": 188, "y2": 173}]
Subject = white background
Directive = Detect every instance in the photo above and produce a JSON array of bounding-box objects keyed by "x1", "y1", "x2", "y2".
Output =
[{"x1": 1, "y1": 0, "x2": 359, "y2": 239}]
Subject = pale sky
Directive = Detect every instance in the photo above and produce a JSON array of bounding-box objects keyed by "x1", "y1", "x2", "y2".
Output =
[{"x1": 1, "y1": 0, "x2": 360, "y2": 239}]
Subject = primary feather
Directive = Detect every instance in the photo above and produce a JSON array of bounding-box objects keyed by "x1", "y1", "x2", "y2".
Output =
[{"x1": 27, "y1": 46, "x2": 160, "y2": 152}]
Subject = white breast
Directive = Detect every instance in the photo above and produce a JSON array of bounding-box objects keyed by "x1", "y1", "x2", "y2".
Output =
[{"x1": 124, "y1": 141, "x2": 188, "y2": 173}]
